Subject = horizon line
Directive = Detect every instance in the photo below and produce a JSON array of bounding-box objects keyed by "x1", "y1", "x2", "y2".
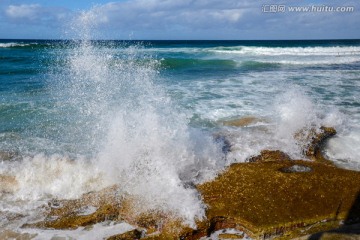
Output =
[{"x1": 1, "y1": 38, "x2": 360, "y2": 41}]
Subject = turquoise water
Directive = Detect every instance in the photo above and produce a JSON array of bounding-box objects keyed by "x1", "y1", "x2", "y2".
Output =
[
  {"x1": 1, "y1": 39, "x2": 359, "y2": 158},
  {"x1": 0, "y1": 39, "x2": 360, "y2": 236}
]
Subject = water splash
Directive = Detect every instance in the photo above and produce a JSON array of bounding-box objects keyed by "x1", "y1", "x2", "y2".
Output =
[
  {"x1": 0, "y1": 7, "x2": 226, "y2": 232},
  {"x1": 224, "y1": 86, "x2": 346, "y2": 164}
]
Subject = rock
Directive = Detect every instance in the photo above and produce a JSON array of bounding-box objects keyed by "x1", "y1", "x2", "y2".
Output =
[
  {"x1": 302, "y1": 222, "x2": 360, "y2": 239},
  {"x1": 24, "y1": 204, "x2": 120, "y2": 229},
  {"x1": 0, "y1": 230, "x2": 36, "y2": 240},
  {"x1": 24, "y1": 188, "x2": 186, "y2": 239},
  {"x1": 296, "y1": 126, "x2": 337, "y2": 163},
  {"x1": 317, "y1": 233, "x2": 360, "y2": 240},
  {"x1": 134, "y1": 211, "x2": 165, "y2": 234},
  {"x1": 279, "y1": 164, "x2": 312, "y2": 173},
  {"x1": 22, "y1": 157, "x2": 360, "y2": 239},
  {"x1": 214, "y1": 135, "x2": 232, "y2": 154},
  {"x1": 248, "y1": 150, "x2": 291, "y2": 163},
  {"x1": 221, "y1": 117, "x2": 264, "y2": 127},
  {"x1": 0, "y1": 174, "x2": 18, "y2": 193},
  {"x1": 194, "y1": 160, "x2": 360, "y2": 239},
  {"x1": 0, "y1": 151, "x2": 18, "y2": 161},
  {"x1": 218, "y1": 233, "x2": 245, "y2": 239},
  {"x1": 22, "y1": 186, "x2": 122, "y2": 229},
  {"x1": 221, "y1": 124, "x2": 336, "y2": 164},
  {"x1": 107, "y1": 229, "x2": 144, "y2": 240},
  {"x1": 21, "y1": 125, "x2": 360, "y2": 240}
]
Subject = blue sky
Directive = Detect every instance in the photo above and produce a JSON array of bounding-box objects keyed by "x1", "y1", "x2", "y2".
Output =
[{"x1": 0, "y1": 0, "x2": 359, "y2": 40}]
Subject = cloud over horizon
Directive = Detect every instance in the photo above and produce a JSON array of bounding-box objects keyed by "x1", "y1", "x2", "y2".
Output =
[
  {"x1": 0, "y1": 0, "x2": 359, "y2": 40},
  {"x1": 5, "y1": 4, "x2": 71, "y2": 25}
]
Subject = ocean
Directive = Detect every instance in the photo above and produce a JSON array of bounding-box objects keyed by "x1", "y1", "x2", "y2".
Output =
[{"x1": 1, "y1": 38, "x2": 360, "y2": 238}]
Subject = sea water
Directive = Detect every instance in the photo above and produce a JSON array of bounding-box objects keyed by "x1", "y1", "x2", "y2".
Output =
[{"x1": 0, "y1": 35, "x2": 359, "y2": 238}]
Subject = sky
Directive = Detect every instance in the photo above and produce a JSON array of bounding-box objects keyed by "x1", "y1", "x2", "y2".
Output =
[{"x1": 0, "y1": 0, "x2": 359, "y2": 40}]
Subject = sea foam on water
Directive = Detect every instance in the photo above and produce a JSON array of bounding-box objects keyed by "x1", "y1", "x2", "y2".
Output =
[{"x1": 0, "y1": 8, "x2": 224, "y2": 232}]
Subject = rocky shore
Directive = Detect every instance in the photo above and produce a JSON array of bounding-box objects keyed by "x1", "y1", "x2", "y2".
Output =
[{"x1": 19, "y1": 126, "x2": 360, "y2": 239}]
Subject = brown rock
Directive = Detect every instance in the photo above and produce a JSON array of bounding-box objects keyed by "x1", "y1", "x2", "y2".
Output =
[
  {"x1": 0, "y1": 175, "x2": 18, "y2": 193},
  {"x1": 248, "y1": 150, "x2": 292, "y2": 163},
  {"x1": 196, "y1": 160, "x2": 360, "y2": 239},
  {"x1": 107, "y1": 229, "x2": 144, "y2": 240},
  {"x1": 22, "y1": 156, "x2": 360, "y2": 240},
  {"x1": 25, "y1": 204, "x2": 120, "y2": 229},
  {"x1": 22, "y1": 186, "x2": 122, "y2": 229},
  {"x1": 218, "y1": 233, "x2": 245, "y2": 239},
  {"x1": 0, "y1": 230, "x2": 36, "y2": 240},
  {"x1": 25, "y1": 189, "x2": 186, "y2": 239},
  {"x1": 297, "y1": 126, "x2": 337, "y2": 163},
  {"x1": 302, "y1": 222, "x2": 360, "y2": 240},
  {"x1": 20, "y1": 125, "x2": 359, "y2": 240},
  {"x1": 221, "y1": 116, "x2": 263, "y2": 127},
  {"x1": 318, "y1": 233, "x2": 360, "y2": 240}
]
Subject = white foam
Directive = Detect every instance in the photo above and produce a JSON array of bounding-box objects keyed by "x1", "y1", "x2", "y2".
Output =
[
  {"x1": 143, "y1": 46, "x2": 360, "y2": 58},
  {"x1": 0, "y1": 43, "x2": 34, "y2": 48},
  {"x1": 326, "y1": 128, "x2": 360, "y2": 170},
  {"x1": 221, "y1": 87, "x2": 348, "y2": 164},
  {"x1": 210, "y1": 46, "x2": 360, "y2": 56},
  {"x1": 273, "y1": 88, "x2": 319, "y2": 146},
  {"x1": 205, "y1": 45, "x2": 360, "y2": 66},
  {"x1": 22, "y1": 222, "x2": 135, "y2": 240},
  {"x1": 94, "y1": 82, "x2": 222, "y2": 226},
  {"x1": 0, "y1": 154, "x2": 109, "y2": 232}
]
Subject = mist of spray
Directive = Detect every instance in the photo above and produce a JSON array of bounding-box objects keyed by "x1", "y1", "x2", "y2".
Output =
[{"x1": 52, "y1": 8, "x2": 223, "y2": 226}]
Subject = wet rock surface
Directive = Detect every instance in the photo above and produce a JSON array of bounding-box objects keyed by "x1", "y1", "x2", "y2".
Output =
[
  {"x1": 195, "y1": 159, "x2": 360, "y2": 239},
  {"x1": 107, "y1": 229, "x2": 144, "y2": 240},
  {"x1": 221, "y1": 117, "x2": 264, "y2": 127},
  {"x1": 22, "y1": 186, "x2": 122, "y2": 229},
  {"x1": 279, "y1": 164, "x2": 312, "y2": 173},
  {"x1": 0, "y1": 150, "x2": 19, "y2": 161},
  {"x1": 248, "y1": 150, "x2": 292, "y2": 163},
  {"x1": 298, "y1": 126, "x2": 337, "y2": 164},
  {"x1": 0, "y1": 230, "x2": 36, "y2": 240},
  {"x1": 21, "y1": 126, "x2": 360, "y2": 239},
  {"x1": 0, "y1": 175, "x2": 18, "y2": 193}
]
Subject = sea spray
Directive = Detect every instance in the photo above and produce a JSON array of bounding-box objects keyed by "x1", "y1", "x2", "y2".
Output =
[
  {"x1": 272, "y1": 87, "x2": 321, "y2": 157},
  {"x1": 2, "y1": 154, "x2": 103, "y2": 200},
  {"x1": 0, "y1": 8, "x2": 226, "y2": 233},
  {"x1": 70, "y1": 10, "x2": 225, "y2": 226},
  {"x1": 51, "y1": 8, "x2": 223, "y2": 226},
  {"x1": 224, "y1": 86, "x2": 346, "y2": 164}
]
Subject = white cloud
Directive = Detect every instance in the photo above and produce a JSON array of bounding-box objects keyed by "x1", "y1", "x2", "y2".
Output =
[
  {"x1": 216, "y1": 10, "x2": 243, "y2": 23},
  {"x1": 63, "y1": 0, "x2": 360, "y2": 39},
  {"x1": 80, "y1": 0, "x2": 251, "y2": 31},
  {"x1": 6, "y1": 4, "x2": 41, "y2": 20},
  {"x1": 4, "y1": 4, "x2": 72, "y2": 26},
  {"x1": 1, "y1": 0, "x2": 359, "y2": 39}
]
